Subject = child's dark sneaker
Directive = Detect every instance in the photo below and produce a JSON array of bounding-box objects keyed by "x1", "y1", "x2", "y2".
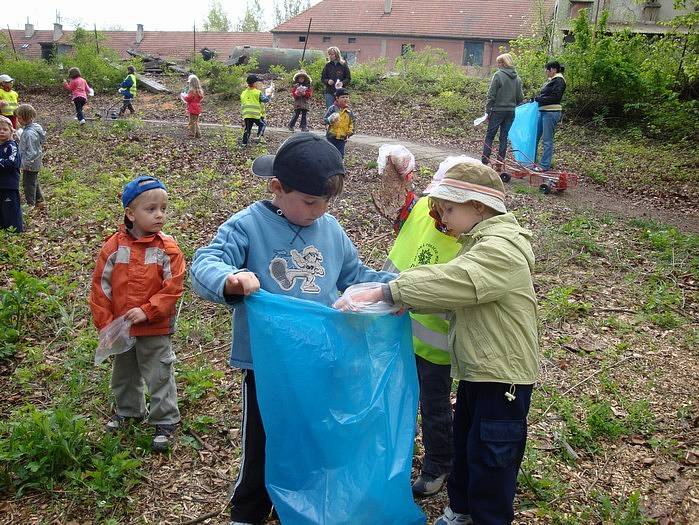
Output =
[
  {"x1": 152, "y1": 424, "x2": 177, "y2": 452},
  {"x1": 412, "y1": 472, "x2": 448, "y2": 497},
  {"x1": 106, "y1": 414, "x2": 127, "y2": 433}
]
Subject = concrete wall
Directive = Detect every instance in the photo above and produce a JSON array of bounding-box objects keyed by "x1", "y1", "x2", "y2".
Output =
[{"x1": 273, "y1": 33, "x2": 510, "y2": 68}]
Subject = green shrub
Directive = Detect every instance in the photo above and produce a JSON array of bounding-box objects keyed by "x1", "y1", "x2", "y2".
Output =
[
  {"x1": 0, "y1": 58, "x2": 57, "y2": 89},
  {"x1": 350, "y1": 59, "x2": 388, "y2": 91},
  {"x1": 0, "y1": 405, "x2": 93, "y2": 494},
  {"x1": 63, "y1": 29, "x2": 130, "y2": 92},
  {"x1": 191, "y1": 56, "x2": 257, "y2": 99}
]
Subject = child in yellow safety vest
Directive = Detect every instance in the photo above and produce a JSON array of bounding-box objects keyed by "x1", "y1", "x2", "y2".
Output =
[
  {"x1": 240, "y1": 74, "x2": 271, "y2": 146},
  {"x1": 118, "y1": 66, "x2": 138, "y2": 117},
  {"x1": 382, "y1": 153, "x2": 470, "y2": 499},
  {"x1": 0, "y1": 74, "x2": 19, "y2": 129}
]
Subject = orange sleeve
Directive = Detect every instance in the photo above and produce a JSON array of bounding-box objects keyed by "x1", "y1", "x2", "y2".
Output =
[
  {"x1": 89, "y1": 235, "x2": 118, "y2": 330},
  {"x1": 140, "y1": 239, "x2": 186, "y2": 322}
]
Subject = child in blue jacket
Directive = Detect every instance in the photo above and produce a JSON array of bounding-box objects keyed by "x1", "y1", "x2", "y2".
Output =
[
  {"x1": 0, "y1": 115, "x2": 23, "y2": 232},
  {"x1": 191, "y1": 134, "x2": 394, "y2": 525}
]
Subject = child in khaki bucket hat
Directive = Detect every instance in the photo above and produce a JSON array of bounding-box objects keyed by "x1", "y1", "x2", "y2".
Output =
[{"x1": 336, "y1": 159, "x2": 539, "y2": 525}]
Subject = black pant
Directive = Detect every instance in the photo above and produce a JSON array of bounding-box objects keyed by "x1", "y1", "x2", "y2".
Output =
[
  {"x1": 482, "y1": 110, "x2": 515, "y2": 164},
  {"x1": 447, "y1": 381, "x2": 532, "y2": 525},
  {"x1": 73, "y1": 97, "x2": 87, "y2": 121},
  {"x1": 22, "y1": 170, "x2": 43, "y2": 205},
  {"x1": 0, "y1": 189, "x2": 23, "y2": 232},
  {"x1": 119, "y1": 99, "x2": 135, "y2": 115},
  {"x1": 416, "y1": 355, "x2": 454, "y2": 477},
  {"x1": 229, "y1": 369, "x2": 273, "y2": 524},
  {"x1": 288, "y1": 109, "x2": 308, "y2": 130},
  {"x1": 242, "y1": 118, "x2": 262, "y2": 145},
  {"x1": 326, "y1": 136, "x2": 346, "y2": 157}
]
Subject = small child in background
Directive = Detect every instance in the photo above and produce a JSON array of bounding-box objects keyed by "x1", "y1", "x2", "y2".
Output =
[
  {"x1": 240, "y1": 74, "x2": 271, "y2": 146},
  {"x1": 89, "y1": 175, "x2": 185, "y2": 452},
  {"x1": 0, "y1": 74, "x2": 19, "y2": 128},
  {"x1": 16, "y1": 104, "x2": 46, "y2": 209},
  {"x1": 0, "y1": 115, "x2": 23, "y2": 232},
  {"x1": 288, "y1": 70, "x2": 312, "y2": 132},
  {"x1": 323, "y1": 88, "x2": 354, "y2": 158},
  {"x1": 118, "y1": 66, "x2": 137, "y2": 117},
  {"x1": 180, "y1": 75, "x2": 203, "y2": 138},
  {"x1": 63, "y1": 68, "x2": 92, "y2": 124}
]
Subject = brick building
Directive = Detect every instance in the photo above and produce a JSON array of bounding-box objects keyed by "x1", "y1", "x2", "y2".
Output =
[{"x1": 272, "y1": 0, "x2": 554, "y2": 69}]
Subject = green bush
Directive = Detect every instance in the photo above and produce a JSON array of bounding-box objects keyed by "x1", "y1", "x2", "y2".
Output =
[
  {"x1": 510, "y1": 8, "x2": 699, "y2": 139},
  {"x1": 0, "y1": 58, "x2": 56, "y2": 89},
  {"x1": 191, "y1": 56, "x2": 257, "y2": 99},
  {"x1": 350, "y1": 58, "x2": 387, "y2": 91},
  {"x1": 0, "y1": 405, "x2": 142, "y2": 508},
  {"x1": 62, "y1": 29, "x2": 131, "y2": 92}
]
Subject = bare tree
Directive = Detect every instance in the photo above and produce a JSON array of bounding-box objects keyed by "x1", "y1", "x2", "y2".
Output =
[{"x1": 237, "y1": 0, "x2": 264, "y2": 32}]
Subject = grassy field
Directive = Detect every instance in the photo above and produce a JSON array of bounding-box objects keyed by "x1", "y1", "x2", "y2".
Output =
[{"x1": 0, "y1": 94, "x2": 697, "y2": 524}]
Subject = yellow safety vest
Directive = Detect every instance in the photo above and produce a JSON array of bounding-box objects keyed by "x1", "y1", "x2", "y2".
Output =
[
  {"x1": 240, "y1": 88, "x2": 263, "y2": 119},
  {"x1": 385, "y1": 197, "x2": 461, "y2": 365},
  {"x1": 126, "y1": 74, "x2": 137, "y2": 96},
  {"x1": 0, "y1": 89, "x2": 18, "y2": 116}
]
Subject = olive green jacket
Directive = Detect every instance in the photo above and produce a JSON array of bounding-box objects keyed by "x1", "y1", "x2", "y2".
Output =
[{"x1": 389, "y1": 213, "x2": 539, "y2": 384}]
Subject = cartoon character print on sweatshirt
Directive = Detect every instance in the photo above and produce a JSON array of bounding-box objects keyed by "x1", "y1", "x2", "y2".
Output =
[{"x1": 269, "y1": 245, "x2": 326, "y2": 293}]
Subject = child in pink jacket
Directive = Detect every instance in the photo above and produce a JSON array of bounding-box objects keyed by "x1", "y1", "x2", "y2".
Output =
[
  {"x1": 180, "y1": 75, "x2": 204, "y2": 138},
  {"x1": 63, "y1": 67, "x2": 92, "y2": 124}
]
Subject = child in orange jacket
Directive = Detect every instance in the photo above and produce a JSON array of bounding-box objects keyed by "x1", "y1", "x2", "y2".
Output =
[{"x1": 89, "y1": 175, "x2": 185, "y2": 452}]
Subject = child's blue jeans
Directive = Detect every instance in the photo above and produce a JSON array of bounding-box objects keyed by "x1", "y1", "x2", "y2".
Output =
[
  {"x1": 326, "y1": 136, "x2": 346, "y2": 157},
  {"x1": 446, "y1": 380, "x2": 532, "y2": 525},
  {"x1": 536, "y1": 110, "x2": 561, "y2": 170}
]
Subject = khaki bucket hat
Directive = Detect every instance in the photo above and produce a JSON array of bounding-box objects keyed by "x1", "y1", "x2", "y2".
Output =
[{"x1": 428, "y1": 161, "x2": 507, "y2": 213}]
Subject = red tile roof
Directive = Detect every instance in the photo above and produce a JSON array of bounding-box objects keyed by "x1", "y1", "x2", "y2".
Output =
[
  {"x1": 273, "y1": 0, "x2": 554, "y2": 40},
  {"x1": 2, "y1": 29, "x2": 273, "y2": 61}
]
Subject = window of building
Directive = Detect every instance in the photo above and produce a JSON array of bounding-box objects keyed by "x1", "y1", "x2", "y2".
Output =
[
  {"x1": 401, "y1": 43, "x2": 415, "y2": 56},
  {"x1": 348, "y1": 37, "x2": 357, "y2": 43},
  {"x1": 298, "y1": 35, "x2": 306, "y2": 43},
  {"x1": 323, "y1": 36, "x2": 331, "y2": 42},
  {"x1": 463, "y1": 41, "x2": 483, "y2": 66},
  {"x1": 569, "y1": 0, "x2": 594, "y2": 18}
]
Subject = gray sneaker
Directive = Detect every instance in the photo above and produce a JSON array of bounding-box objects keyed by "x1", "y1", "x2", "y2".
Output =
[
  {"x1": 412, "y1": 472, "x2": 448, "y2": 497},
  {"x1": 152, "y1": 424, "x2": 177, "y2": 452},
  {"x1": 433, "y1": 507, "x2": 473, "y2": 525},
  {"x1": 105, "y1": 414, "x2": 127, "y2": 433}
]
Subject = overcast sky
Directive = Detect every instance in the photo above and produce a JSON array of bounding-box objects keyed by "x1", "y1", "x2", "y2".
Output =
[{"x1": 7, "y1": 1, "x2": 321, "y2": 32}]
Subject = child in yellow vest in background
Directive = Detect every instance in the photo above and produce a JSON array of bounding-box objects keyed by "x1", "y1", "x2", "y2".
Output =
[
  {"x1": 0, "y1": 75, "x2": 19, "y2": 129},
  {"x1": 383, "y1": 155, "x2": 470, "y2": 498},
  {"x1": 240, "y1": 74, "x2": 271, "y2": 146}
]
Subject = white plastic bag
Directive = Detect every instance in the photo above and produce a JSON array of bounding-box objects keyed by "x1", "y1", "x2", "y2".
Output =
[
  {"x1": 265, "y1": 81, "x2": 276, "y2": 97},
  {"x1": 179, "y1": 92, "x2": 187, "y2": 103},
  {"x1": 333, "y1": 282, "x2": 401, "y2": 315},
  {"x1": 473, "y1": 113, "x2": 488, "y2": 126},
  {"x1": 88, "y1": 87, "x2": 95, "y2": 97},
  {"x1": 328, "y1": 112, "x2": 340, "y2": 123},
  {"x1": 335, "y1": 79, "x2": 343, "y2": 89},
  {"x1": 94, "y1": 316, "x2": 135, "y2": 365},
  {"x1": 377, "y1": 144, "x2": 415, "y2": 179},
  {"x1": 295, "y1": 85, "x2": 307, "y2": 96}
]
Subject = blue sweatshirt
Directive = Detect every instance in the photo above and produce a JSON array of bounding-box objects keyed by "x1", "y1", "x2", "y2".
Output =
[
  {"x1": 191, "y1": 201, "x2": 395, "y2": 368},
  {"x1": 0, "y1": 140, "x2": 21, "y2": 190}
]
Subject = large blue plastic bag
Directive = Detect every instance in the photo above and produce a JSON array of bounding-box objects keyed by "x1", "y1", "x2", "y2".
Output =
[
  {"x1": 509, "y1": 101, "x2": 540, "y2": 164},
  {"x1": 246, "y1": 290, "x2": 425, "y2": 525}
]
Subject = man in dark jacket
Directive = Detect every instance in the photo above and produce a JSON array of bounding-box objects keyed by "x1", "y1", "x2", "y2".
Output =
[{"x1": 482, "y1": 54, "x2": 524, "y2": 167}]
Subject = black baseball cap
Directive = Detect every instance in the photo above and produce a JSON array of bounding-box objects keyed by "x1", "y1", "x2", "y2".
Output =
[{"x1": 251, "y1": 134, "x2": 345, "y2": 196}]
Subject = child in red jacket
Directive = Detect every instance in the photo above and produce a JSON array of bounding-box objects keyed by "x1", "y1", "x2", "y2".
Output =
[
  {"x1": 288, "y1": 70, "x2": 312, "y2": 132},
  {"x1": 89, "y1": 175, "x2": 185, "y2": 452}
]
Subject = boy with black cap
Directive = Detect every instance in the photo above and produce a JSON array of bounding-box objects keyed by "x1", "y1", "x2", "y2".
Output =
[
  {"x1": 89, "y1": 175, "x2": 185, "y2": 452},
  {"x1": 240, "y1": 74, "x2": 271, "y2": 146},
  {"x1": 191, "y1": 134, "x2": 395, "y2": 525}
]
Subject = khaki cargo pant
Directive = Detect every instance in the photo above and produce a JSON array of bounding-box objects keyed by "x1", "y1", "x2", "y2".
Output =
[{"x1": 111, "y1": 335, "x2": 180, "y2": 425}]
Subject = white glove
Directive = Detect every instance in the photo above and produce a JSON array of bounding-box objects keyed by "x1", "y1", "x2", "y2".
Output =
[{"x1": 328, "y1": 113, "x2": 340, "y2": 123}]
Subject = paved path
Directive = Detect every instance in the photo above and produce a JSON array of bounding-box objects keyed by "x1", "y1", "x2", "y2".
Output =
[{"x1": 107, "y1": 118, "x2": 699, "y2": 232}]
